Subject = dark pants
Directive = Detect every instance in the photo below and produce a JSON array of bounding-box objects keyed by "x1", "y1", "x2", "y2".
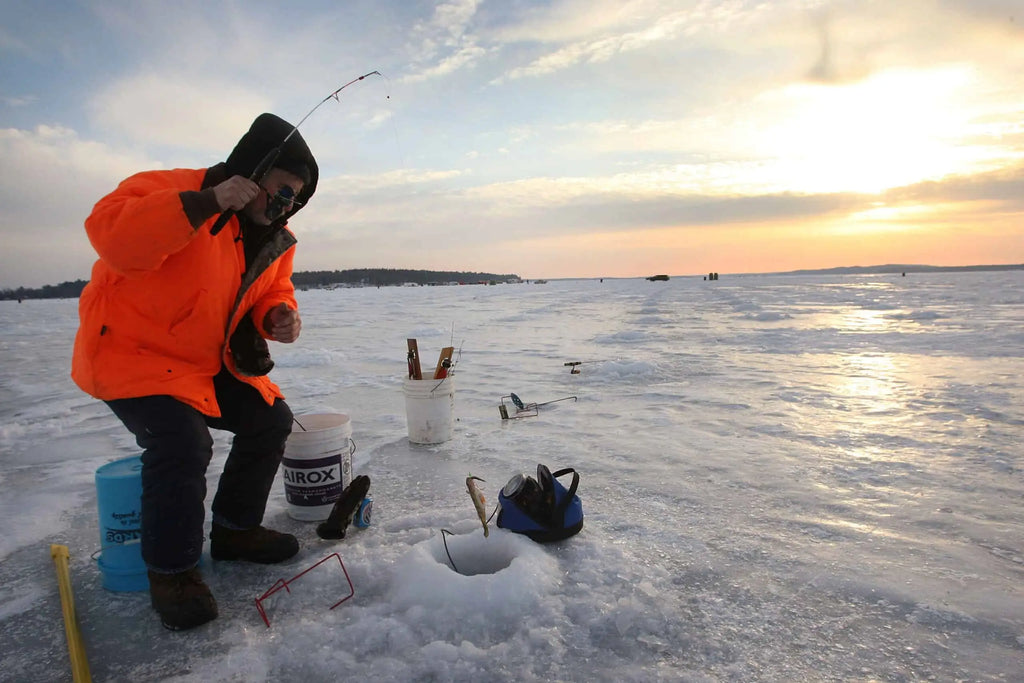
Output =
[{"x1": 106, "y1": 368, "x2": 293, "y2": 573}]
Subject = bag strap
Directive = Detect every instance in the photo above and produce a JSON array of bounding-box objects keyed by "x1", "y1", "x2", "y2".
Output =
[{"x1": 550, "y1": 467, "x2": 579, "y2": 524}]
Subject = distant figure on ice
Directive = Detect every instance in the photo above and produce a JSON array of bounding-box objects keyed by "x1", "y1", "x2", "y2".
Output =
[{"x1": 71, "y1": 114, "x2": 319, "y2": 631}]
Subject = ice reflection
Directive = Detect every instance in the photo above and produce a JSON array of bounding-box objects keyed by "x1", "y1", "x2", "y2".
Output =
[
  {"x1": 831, "y1": 353, "x2": 904, "y2": 409},
  {"x1": 833, "y1": 307, "x2": 897, "y2": 333},
  {"x1": 821, "y1": 353, "x2": 919, "y2": 467}
]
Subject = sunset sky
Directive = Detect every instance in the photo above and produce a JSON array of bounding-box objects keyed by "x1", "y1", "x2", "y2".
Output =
[{"x1": 1, "y1": 0, "x2": 1022, "y2": 287}]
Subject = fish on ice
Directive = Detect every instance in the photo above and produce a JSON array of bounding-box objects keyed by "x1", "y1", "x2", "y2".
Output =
[{"x1": 466, "y1": 475, "x2": 489, "y2": 537}]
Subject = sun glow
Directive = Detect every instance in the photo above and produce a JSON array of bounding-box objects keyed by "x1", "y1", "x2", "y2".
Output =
[{"x1": 758, "y1": 66, "x2": 983, "y2": 194}]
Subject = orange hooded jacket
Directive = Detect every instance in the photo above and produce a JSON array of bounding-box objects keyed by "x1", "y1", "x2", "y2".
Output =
[{"x1": 71, "y1": 114, "x2": 318, "y2": 417}]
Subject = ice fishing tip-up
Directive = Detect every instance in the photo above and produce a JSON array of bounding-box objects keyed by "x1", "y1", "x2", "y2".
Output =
[{"x1": 499, "y1": 392, "x2": 577, "y2": 420}]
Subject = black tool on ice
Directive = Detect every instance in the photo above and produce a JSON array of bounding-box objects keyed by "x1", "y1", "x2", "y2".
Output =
[{"x1": 317, "y1": 475, "x2": 372, "y2": 540}]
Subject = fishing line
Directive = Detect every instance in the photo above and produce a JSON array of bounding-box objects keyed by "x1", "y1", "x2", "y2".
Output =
[
  {"x1": 430, "y1": 340, "x2": 464, "y2": 392},
  {"x1": 440, "y1": 528, "x2": 459, "y2": 574},
  {"x1": 376, "y1": 72, "x2": 409, "y2": 169},
  {"x1": 439, "y1": 501, "x2": 500, "y2": 576}
]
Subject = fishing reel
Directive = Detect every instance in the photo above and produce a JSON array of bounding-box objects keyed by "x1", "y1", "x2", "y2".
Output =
[{"x1": 564, "y1": 360, "x2": 604, "y2": 374}]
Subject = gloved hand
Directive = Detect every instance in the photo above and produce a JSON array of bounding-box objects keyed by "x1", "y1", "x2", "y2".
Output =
[
  {"x1": 212, "y1": 175, "x2": 261, "y2": 211},
  {"x1": 264, "y1": 303, "x2": 301, "y2": 343}
]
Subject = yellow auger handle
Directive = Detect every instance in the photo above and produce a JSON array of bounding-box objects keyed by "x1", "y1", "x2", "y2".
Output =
[{"x1": 50, "y1": 544, "x2": 92, "y2": 683}]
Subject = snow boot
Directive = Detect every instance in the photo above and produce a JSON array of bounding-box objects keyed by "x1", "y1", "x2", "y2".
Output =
[
  {"x1": 317, "y1": 475, "x2": 372, "y2": 540},
  {"x1": 148, "y1": 568, "x2": 218, "y2": 631},
  {"x1": 209, "y1": 523, "x2": 299, "y2": 564}
]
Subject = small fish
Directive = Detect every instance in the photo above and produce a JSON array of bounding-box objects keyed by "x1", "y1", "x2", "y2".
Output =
[{"x1": 466, "y1": 475, "x2": 489, "y2": 537}]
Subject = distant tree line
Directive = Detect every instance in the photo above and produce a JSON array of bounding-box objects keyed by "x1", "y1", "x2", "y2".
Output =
[
  {"x1": 1, "y1": 280, "x2": 89, "y2": 301},
  {"x1": 292, "y1": 268, "x2": 520, "y2": 288},
  {"x1": 1, "y1": 269, "x2": 522, "y2": 301}
]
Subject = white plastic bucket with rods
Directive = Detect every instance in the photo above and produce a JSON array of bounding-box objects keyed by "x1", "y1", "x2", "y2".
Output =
[
  {"x1": 403, "y1": 376, "x2": 455, "y2": 444},
  {"x1": 282, "y1": 413, "x2": 355, "y2": 521}
]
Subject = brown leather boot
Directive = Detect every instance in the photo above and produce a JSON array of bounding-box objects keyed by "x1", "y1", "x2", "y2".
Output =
[
  {"x1": 147, "y1": 568, "x2": 217, "y2": 631},
  {"x1": 209, "y1": 523, "x2": 299, "y2": 564}
]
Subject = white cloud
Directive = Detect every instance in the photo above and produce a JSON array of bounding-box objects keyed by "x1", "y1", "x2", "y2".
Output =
[
  {"x1": 0, "y1": 125, "x2": 160, "y2": 286},
  {"x1": 86, "y1": 74, "x2": 272, "y2": 154},
  {"x1": 403, "y1": 0, "x2": 487, "y2": 81},
  {"x1": 0, "y1": 125, "x2": 158, "y2": 211},
  {"x1": 497, "y1": 1, "x2": 768, "y2": 81},
  {"x1": 2, "y1": 95, "x2": 37, "y2": 107},
  {"x1": 401, "y1": 44, "x2": 489, "y2": 83},
  {"x1": 432, "y1": 0, "x2": 484, "y2": 41},
  {"x1": 490, "y1": 0, "x2": 680, "y2": 43},
  {"x1": 319, "y1": 168, "x2": 468, "y2": 193}
]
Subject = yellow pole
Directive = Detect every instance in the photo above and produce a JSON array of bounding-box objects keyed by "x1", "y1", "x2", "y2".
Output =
[{"x1": 50, "y1": 544, "x2": 92, "y2": 683}]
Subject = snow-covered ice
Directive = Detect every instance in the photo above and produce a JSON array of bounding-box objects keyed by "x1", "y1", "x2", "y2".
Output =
[{"x1": 1, "y1": 272, "x2": 1022, "y2": 681}]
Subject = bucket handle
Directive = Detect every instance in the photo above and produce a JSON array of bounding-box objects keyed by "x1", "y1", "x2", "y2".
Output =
[
  {"x1": 348, "y1": 437, "x2": 356, "y2": 456},
  {"x1": 90, "y1": 538, "x2": 142, "y2": 563}
]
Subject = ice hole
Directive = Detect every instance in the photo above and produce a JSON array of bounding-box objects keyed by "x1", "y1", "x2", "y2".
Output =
[
  {"x1": 389, "y1": 529, "x2": 560, "y2": 614},
  {"x1": 431, "y1": 531, "x2": 518, "y2": 575}
]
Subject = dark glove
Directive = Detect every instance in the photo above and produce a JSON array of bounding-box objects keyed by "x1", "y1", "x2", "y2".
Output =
[{"x1": 229, "y1": 314, "x2": 274, "y2": 377}]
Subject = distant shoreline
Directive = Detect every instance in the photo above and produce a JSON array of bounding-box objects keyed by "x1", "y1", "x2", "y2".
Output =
[
  {"x1": 578, "y1": 264, "x2": 1024, "y2": 281},
  {"x1": 767, "y1": 263, "x2": 1024, "y2": 276},
  {"x1": 2, "y1": 264, "x2": 1022, "y2": 300}
]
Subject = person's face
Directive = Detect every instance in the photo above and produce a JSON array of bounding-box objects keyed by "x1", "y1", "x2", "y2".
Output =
[{"x1": 243, "y1": 167, "x2": 305, "y2": 226}]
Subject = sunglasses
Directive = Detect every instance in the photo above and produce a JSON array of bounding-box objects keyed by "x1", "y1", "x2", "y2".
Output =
[
  {"x1": 263, "y1": 184, "x2": 303, "y2": 206},
  {"x1": 262, "y1": 184, "x2": 303, "y2": 220}
]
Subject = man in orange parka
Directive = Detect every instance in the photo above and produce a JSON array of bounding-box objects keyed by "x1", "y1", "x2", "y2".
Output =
[{"x1": 72, "y1": 113, "x2": 318, "y2": 631}]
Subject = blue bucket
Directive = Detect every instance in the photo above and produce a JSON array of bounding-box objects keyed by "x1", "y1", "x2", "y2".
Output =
[{"x1": 95, "y1": 455, "x2": 149, "y2": 592}]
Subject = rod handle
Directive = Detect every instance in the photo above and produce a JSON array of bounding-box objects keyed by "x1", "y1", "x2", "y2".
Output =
[
  {"x1": 209, "y1": 210, "x2": 234, "y2": 236},
  {"x1": 208, "y1": 146, "x2": 283, "y2": 236}
]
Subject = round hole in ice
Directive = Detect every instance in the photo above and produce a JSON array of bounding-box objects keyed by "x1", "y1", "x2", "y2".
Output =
[
  {"x1": 389, "y1": 530, "x2": 560, "y2": 615},
  {"x1": 431, "y1": 531, "x2": 517, "y2": 575}
]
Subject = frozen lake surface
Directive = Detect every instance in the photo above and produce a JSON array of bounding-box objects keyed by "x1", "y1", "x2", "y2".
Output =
[{"x1": 1, "y1": 271, "x2": 1023, "y2": 681}]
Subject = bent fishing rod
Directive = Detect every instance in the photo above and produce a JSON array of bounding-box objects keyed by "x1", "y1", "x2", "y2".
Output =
[{"x1": 210, "y1": 70, "x2": 383, "y2": 236}]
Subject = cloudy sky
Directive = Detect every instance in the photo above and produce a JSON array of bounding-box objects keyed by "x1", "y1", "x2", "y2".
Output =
[{"x1": 1, "y1": 0, "x2": 1022, "y2": 287}]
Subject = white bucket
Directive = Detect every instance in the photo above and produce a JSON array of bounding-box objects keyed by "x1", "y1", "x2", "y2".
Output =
[
  {"x1": 282, "y1": 413, "x2": 355, "y2": 521},
  {"x1": 403, "y1": 376, "x2": 455, "y2": 444}
]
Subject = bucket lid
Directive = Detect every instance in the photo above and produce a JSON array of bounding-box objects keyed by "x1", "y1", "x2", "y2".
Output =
[{"x1": 95, "y1": 455, "x2": 143, "y2": 480}]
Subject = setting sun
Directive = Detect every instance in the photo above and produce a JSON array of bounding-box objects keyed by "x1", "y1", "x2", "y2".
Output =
[{"x1": 759, "y1": 66, "x2": 982, "y2": 194}]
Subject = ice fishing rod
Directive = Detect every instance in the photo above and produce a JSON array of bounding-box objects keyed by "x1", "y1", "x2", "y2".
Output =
[
  {"x1": 210, "y1": 70, "x2": 384, "y2": 236},
  {"x1": 564, "y1": 360, "x2": 604, "y2": 374}
]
